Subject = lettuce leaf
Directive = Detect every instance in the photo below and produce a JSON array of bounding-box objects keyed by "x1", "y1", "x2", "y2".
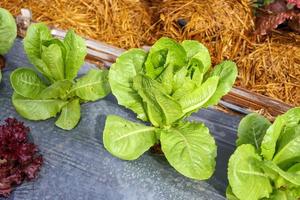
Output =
[{"x1": 0, "y1": 8, "x2": 17, "y2": 55}]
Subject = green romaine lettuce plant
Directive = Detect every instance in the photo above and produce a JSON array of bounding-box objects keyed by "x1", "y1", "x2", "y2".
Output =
[
  {"x1": 10, "y1": 23, "x2": 110, "y2": 130},
  {"x1": 0, "y1": 7, "x2": 17, "y2": 82},
  {"x1": 227, "y1": 107, "x2": 300, "y2": 200},
  {"x1": 0, "y1": 8, "x2": 16, "y2": 55},
  {"x1": 103, "y1": 37, "x2": 238, "y2": 180}
]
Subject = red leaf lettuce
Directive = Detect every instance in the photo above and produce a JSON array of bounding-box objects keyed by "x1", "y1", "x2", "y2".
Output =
[
  {"x1": 0, "y1": 118, "x2": 43, "y2": 197},
  {"x1": 255, "y1": 0, "x2": 300, "y2": 34}
]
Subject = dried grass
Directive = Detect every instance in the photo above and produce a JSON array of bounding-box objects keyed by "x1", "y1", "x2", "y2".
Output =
[
  {"x1": 0, "y1": 0, "x2": 153, "y2": 49},
  {"x1": 153, "y1": 0, "x2": 255, "y2": 63},
  {"x1": 236, "y1": 32, "x2": 300, "y2": 106}
]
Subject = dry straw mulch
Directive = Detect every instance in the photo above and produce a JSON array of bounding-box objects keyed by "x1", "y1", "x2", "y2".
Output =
[
  {"x1": 1, "y1": 0, "x2": 299, "y2": 106},
  {"x1": 153, "y1": 0, "x2": 255, "y2": 63},
  {"x1": 237, "y1": 32, "x2": 300, "y2": 105},
  {"x1": 0, "y1": 0, "x2": 154, "y2": 49}
]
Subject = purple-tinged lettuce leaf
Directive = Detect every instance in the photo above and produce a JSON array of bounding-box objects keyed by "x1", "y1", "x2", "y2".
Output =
[{"x1": 255, "y1": 0, "x2": 300, "y2": 34}]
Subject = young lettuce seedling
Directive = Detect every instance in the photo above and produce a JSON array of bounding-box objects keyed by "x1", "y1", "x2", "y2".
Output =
[
  {"x1": 227, "y1": 107, "x2": 300, "y2": 200},
  {"x1": 104, "y1": 37, "x2": 238, "y2": 180},
  {"x1": 10, "y1": 23, "x2": 110, "y2": 130},
  {"x1": 0, "y1": 8, "x2": 17, "y2": 81}
]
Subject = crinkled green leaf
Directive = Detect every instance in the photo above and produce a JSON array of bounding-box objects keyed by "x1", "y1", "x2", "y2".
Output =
[
  {"x1": 38, "y1": 80, "x2": 73, "y2": 99},
  {"x1": 261, "y1": 116, "x2": 286, "y2": 161},
  {"x1": 71, "y1": 69, "x2": 110, "y2": 101},
  {"x1": 64, "y1": 30, "x2": 87, "y2": 80},
  {"x1": 287, "y1": 163, "x2": 300, "y2": 175},
  {"x1": 182, "y1": 40, "x2": 211, "y2": 74},
  {"x1": 144, "y1": 48, "x2": 167, "y2": 78},
  {"x1": 273, "y1": 124, "x2": 300, "y2": 168},
  {"x1": 160, "y1": 121, "x2": 216, "y2": 180},
  {"x1": 181, "y1": 40, "x2": 209, "y2": 60},
  {"x1": 173, "y1": 67, "x2": 188, "y2": 92},
  {"x1": 157, "y1": 64, "x2": 174, "y2": 95},
  {"x1": 226, "y1": 186, "x2": 239, "y2": 200},
  {"x1": 189, "y1": 66, "x2": 203, "y2": 86},
  {"x1": 55, "y1": 98, "x2": 81, "y2": 130},
  {"x1": 269, "y1": 189, "x2": 299, "y2": 200},
  {"x1": 12, "y1": 92, "x2": 67, "y2": 120},
  {"x1": 203, "y1": 60, "x2": 237, "y2": 107},
  {"x1": 145, "y1": 37, "x2": 186, "y2": 78},
  {"x1": 179, "y1": 76, "x2": 219, "y2": 114},
  {"x1": 41, "y1": 44, "x2": 65, "y2": 80},
  {"x1": 10, "y1": 68, "x2": 46, "y2": 98},
  {"x1": 103, "y1": 115, "x2": 157, "y2": 160},
  {"x1": 31, "y1": 58, "x2": 54, "y2": 82},
  {"x1": 275, "y1": 163, "x2": 300, "y2": 189},
  {"x1": 261, "y1": 107, "x2": 300, "y2": 160},
  {"x1": 0, "y1": 8, "x2": 17, "y2": 55},
  {"x1": 236, "y1": 113, "x2": 271, "y2": 151},
  {"x1": 290, "y1": 187, "x2": 300, "y2": 199},
  {"x1": 23, "y1": 23, "x2": 53, "y2": 79},
  {"x1": 228, "y1": 144, "x2": 272, "y2": 200},
  {"x1": 109, "y1": 49, "x2": 148, "y2": 121},
  {"x1": 24, "y1": 23, "x2": 52, "y2": 58},
  {"x1": 133, "y1": 74, "x2": 182, "y2": 127},
  {"x1": 277, "y1": 124, "x2": 300, "y2": 153},
  {"x1": 42, "y1": 38, "x2": 67, "y2": 60},
  {"x1": 278, "y1": 107, "x2": 300, "y2": 125},
  {"x1": 262, "y1": 160, "x2": 300, "y2": 186},
  {"x1": 172, "y1": 79, "x2": 196, "y2": 101}
]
